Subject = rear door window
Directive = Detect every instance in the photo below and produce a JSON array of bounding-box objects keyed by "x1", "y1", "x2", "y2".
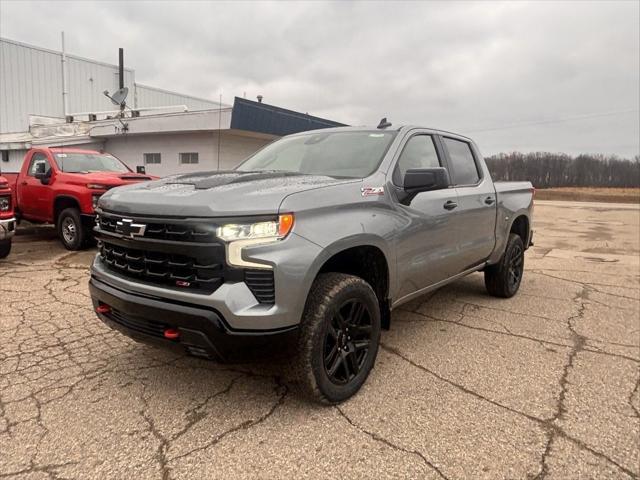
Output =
[{"x1": 442, "y1": 138, "x2": 480, "y2": 185}]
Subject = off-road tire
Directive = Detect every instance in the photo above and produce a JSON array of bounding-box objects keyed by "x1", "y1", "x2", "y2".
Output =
[
  {"x1": 57, "y1": 208, "x2": 87, "y2": 251},
  {"x1": 0, "y1": 240, "x2": 11, "y2": 259},
  {"x1": 485, "y1": 233, "x2": 525, "y2": 298},
  {"x1": 295, "y1": 273, "x2": 381, "y2": 404}
]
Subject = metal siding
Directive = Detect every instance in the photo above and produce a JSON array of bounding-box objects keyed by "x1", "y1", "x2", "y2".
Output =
[
  {"x1": 134, "y1": 84, "x2": 221, "y2": 111},
  {"x1": 1, "y1": 39, "x2": 64, "y2": 133},
  {"x1": 1, "y1": 38, "x2": 138, "y2": 133},
  {"x1": 66, "y1": 56, "x2": 135, "y2": 114}
]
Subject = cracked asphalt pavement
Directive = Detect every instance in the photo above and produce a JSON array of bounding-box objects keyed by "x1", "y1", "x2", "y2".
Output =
[{"x1": 1, "y1": 200, "x2": 639, "y2": 479}]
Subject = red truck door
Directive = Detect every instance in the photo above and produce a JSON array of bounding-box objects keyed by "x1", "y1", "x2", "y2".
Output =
[{"x1": 19, "y1": 152, "x2": 54, "y2": 221}]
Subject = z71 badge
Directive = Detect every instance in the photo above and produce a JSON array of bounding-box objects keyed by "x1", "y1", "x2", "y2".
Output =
[{"x1": 361, "y1": 186, "x2": 385, "y2": 197}]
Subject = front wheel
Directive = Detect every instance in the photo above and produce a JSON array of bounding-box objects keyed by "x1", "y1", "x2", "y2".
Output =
[
  {"x1": 0, "y1": 240, "x2": 11, "y2": 259},
  {"x1": 295, "y1": 273, "x2": 381, "y2": 404},
  {"x1": 56, "y1": 208, "x2": 87, "y2": 251},
  {"x1": 485, "y1": 233, "x2": 525, "y2": 298}
]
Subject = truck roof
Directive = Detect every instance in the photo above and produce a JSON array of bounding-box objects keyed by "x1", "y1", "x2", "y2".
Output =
[
  {"x1": 39, "y1": 147, "x2": 104, "y2": 155},
  {"x1": 287, "y1": 125, "x2": 473, "y2": 142}
]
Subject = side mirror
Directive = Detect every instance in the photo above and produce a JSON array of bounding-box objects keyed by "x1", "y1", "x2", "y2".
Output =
[
  {"x1": 403, "y1": 167, "x2": 449, "y2": 192},
  {"x1": 397, "y1": 167, "x2": 450, "y2": 205},
  {"x1": 35, "y1": 170, "x2": 52, "y2": 185},
  {"x1": 136, "y1": 166, "x2": 146, "y2": 174}
]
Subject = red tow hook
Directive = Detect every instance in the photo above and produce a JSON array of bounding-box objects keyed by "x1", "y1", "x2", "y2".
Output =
[
  {"x1": 96, "y1": 304, "x2": 111, "y2": 314},
  {"x1": 164, "y1": 328, "x2": 180, "y2": 340}
]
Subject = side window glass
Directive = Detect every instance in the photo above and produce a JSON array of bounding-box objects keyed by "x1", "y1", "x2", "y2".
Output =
[
  {"x1": 443, "y1": 138, "x2": 480, "y2": 185},
  {"x1": 28, "y1": 153, "x2": 51, "y2": 177},
  {"x1": 393, "y1": 135, "x2": 440, "y2": 184}
]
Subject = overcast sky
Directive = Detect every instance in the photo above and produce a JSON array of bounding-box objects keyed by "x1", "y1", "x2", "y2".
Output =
[{"x1": 1, "y1": 0, "x2": 638, "y2": 157}]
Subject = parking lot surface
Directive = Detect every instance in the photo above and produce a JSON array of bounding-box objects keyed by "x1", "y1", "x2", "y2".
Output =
[{"x1": 1, "y1": 200, "x2": 638, "y2": 479}]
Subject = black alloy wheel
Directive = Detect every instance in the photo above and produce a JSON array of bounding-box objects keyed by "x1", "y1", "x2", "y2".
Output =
[
  {"x1": 295, "y1": 273, "x2": 381, "y2": 404},
  {"x1": 507, "y1": 242, "x2": 524, "y2": 291},
  {"x1": 485, "y1": 233, "x2": 525, "y2": 298},
  {"x1": 323, "y1": 299, "x2": 373, "y2": 385}
]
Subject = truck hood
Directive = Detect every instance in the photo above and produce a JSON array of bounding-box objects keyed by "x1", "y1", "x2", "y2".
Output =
[
  {"x1": 98, "y1": 170, "x2": 354, "y2": 217},
  {"x1": 62, "y1": 171, "x2": 154, "y2": 186}
]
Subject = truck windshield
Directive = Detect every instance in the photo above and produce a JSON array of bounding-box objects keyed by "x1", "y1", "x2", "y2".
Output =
[
  {"x1": 236, "y1": 131, "x2": 397, "y2": 178},
  {"x1": 53, "y1": 153, "x2": 131, "y2": 173}
]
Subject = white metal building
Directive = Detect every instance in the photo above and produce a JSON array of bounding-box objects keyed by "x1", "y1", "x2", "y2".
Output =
[{"x1": 0, "y1": 37, "x2": 343, "y2": 176}]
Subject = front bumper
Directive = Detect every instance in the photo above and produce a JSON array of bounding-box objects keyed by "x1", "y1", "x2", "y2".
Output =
[
  {"x1": 0, "y1": 217, "x2": 16, "y2": 240},
  {"x1": 89, "y1": 276, "x2": 298, "y2": 361},
  {"x1": 90, "y1": 231, "x2": 323, "y2": 330}
]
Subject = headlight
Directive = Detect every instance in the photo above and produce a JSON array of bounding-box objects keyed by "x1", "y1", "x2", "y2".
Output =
[
  {"x1": 0, "y1": 196, "x2": 10, "y2": 212},
  {"x1": 92, "y1": 194, "x2": 102, "y2": 209},
  {"x1": 87, "y1": 183, "x2": 109, "y2": 190},
  {"x1": 218, "y1": 214, "x2": 294, "y2": 269},
  {"x1": 217, "y1": 214, "x2": 294, "y2": 241}
]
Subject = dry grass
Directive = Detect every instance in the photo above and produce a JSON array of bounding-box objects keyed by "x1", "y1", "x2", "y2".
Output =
[{"x1": 536, "y1": 187, "x2": 640, "y2": 203}]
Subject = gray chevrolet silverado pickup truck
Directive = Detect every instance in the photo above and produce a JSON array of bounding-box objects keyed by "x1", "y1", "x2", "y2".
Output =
[{"x1": 89, "y1": 125, "x2": 533, "y2": 404}]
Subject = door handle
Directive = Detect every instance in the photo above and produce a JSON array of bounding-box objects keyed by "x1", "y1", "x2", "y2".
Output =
[
  {"x1": 21, "y1": 181, "x2": 27, "y2": 186},
  {"x1": 443, "y1": 200, "x2": 458, "y2": 210},
  {"x1": 484, "y1": 196, "x2": 495, "y2": 205}
]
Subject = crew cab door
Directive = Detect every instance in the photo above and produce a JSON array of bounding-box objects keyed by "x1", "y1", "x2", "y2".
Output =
[
  {"x1": 440, "y1": 136, "x2": 497, "y2": 273},
  {"x1": 19, "y1": 152, "x2": 54, "y2": 221},
  {"x1": 390, "y1": 132, "x2": 459, "y2": 300}
]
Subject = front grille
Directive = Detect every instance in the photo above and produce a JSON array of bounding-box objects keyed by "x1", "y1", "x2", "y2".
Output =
[
  {"x1": 99, "y1": 242, "x2": 223, "y2": 293},
  {"x1": 96, "y1": 212, "x2": 276, "y2": 302},
  {"x1": 245, "y1": 270, "x2": 275, "y2": 304},
  {"x1": 98, "y1": 214, "x2": 216, "y2": 243},
  {"x1": 108, "y1": 308, "x2": 168, "y2": 338}
]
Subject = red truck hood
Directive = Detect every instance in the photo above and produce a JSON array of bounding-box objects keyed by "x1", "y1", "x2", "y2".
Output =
[{"x1": 62, "y1": 171, "x2": 155, "y2": 186}]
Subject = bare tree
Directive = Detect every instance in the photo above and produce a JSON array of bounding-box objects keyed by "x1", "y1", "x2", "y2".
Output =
[{"x1": 485, "y1": 152, "x2": 640, "y2": 188}]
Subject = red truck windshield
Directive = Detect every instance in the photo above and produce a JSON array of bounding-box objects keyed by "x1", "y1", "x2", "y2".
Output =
[{"x1": 53, "y1": 153, "x2": 130, "y2": 174}]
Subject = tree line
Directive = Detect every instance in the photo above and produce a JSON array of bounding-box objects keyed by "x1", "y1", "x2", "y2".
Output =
[{"x1": 485, "y1": 152, "x2": 640, "y2": 188}]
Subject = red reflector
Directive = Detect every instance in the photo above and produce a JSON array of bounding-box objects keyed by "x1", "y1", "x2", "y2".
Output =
[
  {"x1": 96, "y1": 304, "x2": 111, "y2": 314},
  {"x1": 164, "y1": 328, "x2": 180, "y2": 340}
]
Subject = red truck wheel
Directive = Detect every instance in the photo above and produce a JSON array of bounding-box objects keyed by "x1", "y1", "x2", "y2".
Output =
[{"x1": 57, "y1": 208, "x2": 87, "y2": 251}]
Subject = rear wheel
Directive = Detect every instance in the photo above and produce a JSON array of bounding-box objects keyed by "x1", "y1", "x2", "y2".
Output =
[
  {"x1": 57, "y1": 208, "x2": 87, "y2": 251},
  {"x1": 295, "y1": 273, "x2": 381, "y2": 404},
  {"x1": 0, "y1": 240, "x2": 11, "y2": 259},
  {"x1": 485, "y1": 233, "x2": 525, "y2": 298}
]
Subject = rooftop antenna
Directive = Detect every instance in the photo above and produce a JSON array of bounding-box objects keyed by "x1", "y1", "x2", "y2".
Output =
[
  {"x1": 377, "y1": 117, "x2": 392, "y2": 129},
  {"x1": 102, "y1": 47, "x2": 129, "y2": 132}
]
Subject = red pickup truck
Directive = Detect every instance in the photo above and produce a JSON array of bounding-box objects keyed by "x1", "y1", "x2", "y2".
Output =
[
  {"x1": 3, "y1": 147, "x2": 152, "y2": 250},
  {"x1": 0, "y1": 175, "x2": 16, "y2": 258}
]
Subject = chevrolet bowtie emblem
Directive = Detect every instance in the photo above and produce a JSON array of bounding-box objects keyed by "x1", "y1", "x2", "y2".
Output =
[{"x1": 115, "y1": 219, "x2": 146, "y2": 238}]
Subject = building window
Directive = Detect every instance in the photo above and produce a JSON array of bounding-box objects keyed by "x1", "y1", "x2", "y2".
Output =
[
  {"x1": 1, "y1": 151, "x2": 8, "y2": 163},
  {"x1": 144, "y1": 153, "x2": 161, "y2": 164},
  {"x1": 179, "y1": 152, "x2": 199, "y2": 165}
]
